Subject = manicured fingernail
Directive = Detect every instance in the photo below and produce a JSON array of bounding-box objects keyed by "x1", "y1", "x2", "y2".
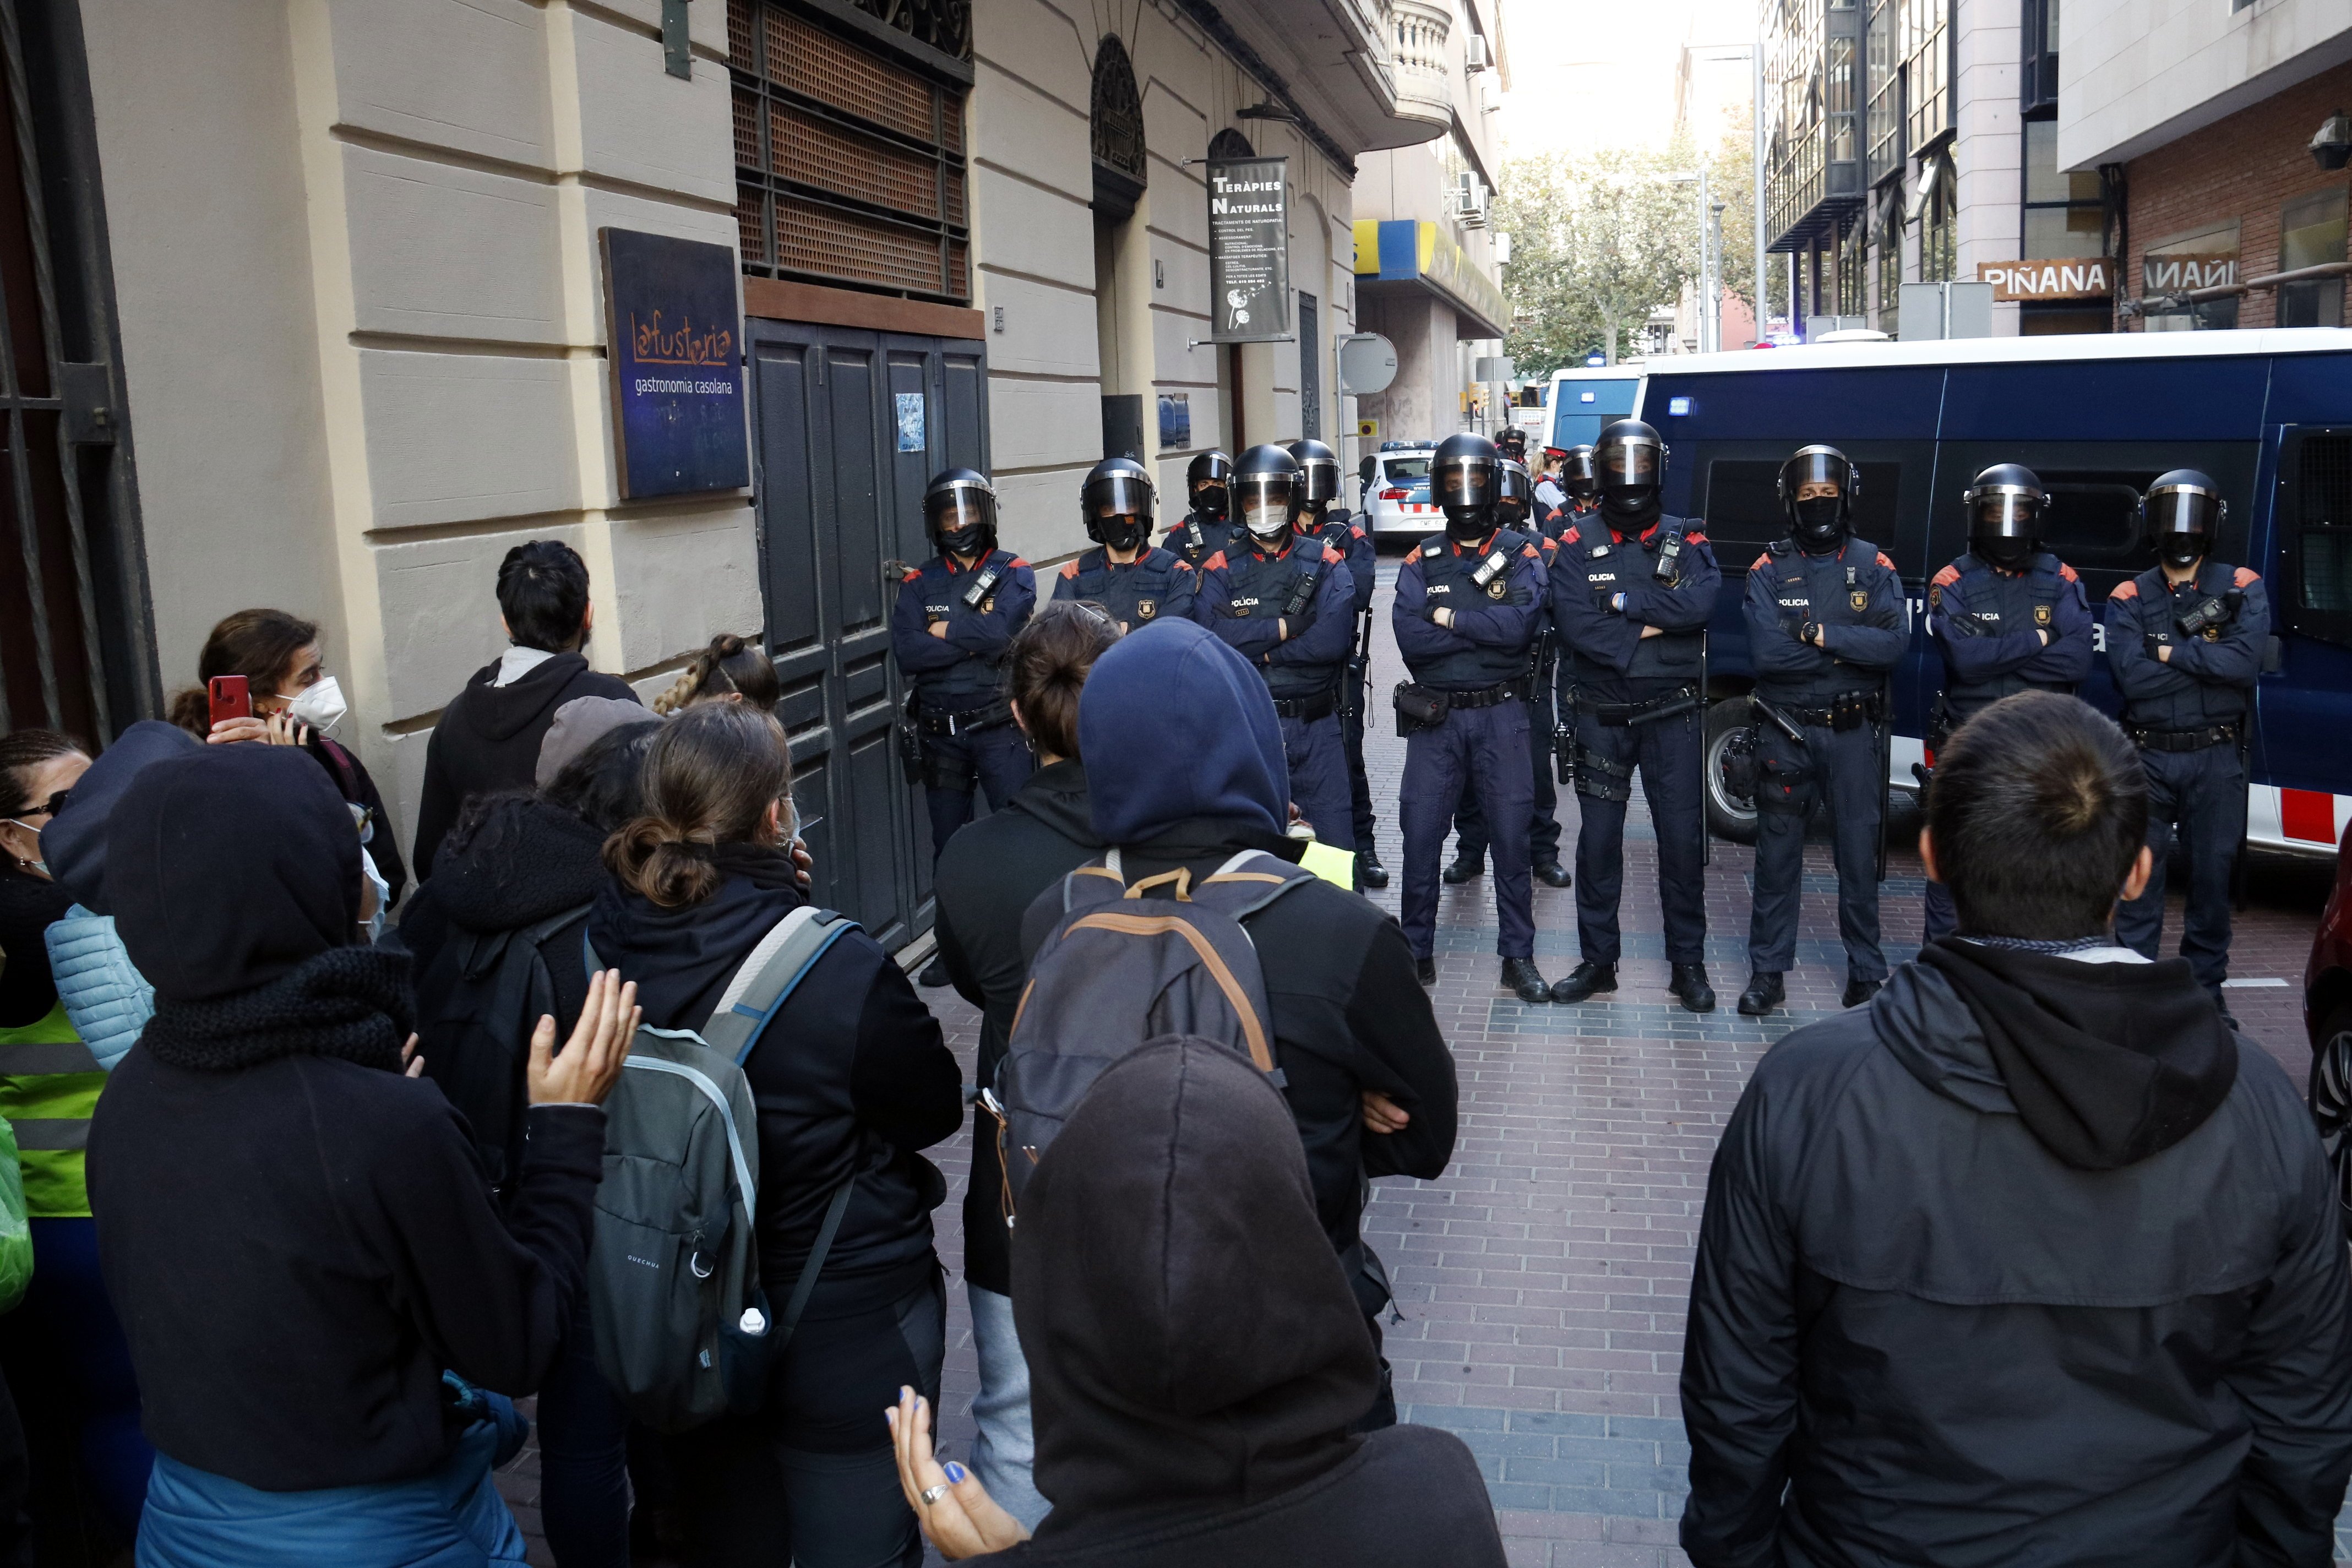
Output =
[
  {"x1": 884, "y1": 1408, "x2": 897, "y2": 1428},
  {"x1": 945, "y1": 1462, "x2": 967, "y2": 1483},
  {"x1": 900, "y1": 1385, "x2": 912, "y2": 1401}
]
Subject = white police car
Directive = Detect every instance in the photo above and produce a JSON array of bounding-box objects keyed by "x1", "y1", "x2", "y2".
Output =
[{"x1": 1358, "y1": 443, "x2": 1444, "y2": 542}]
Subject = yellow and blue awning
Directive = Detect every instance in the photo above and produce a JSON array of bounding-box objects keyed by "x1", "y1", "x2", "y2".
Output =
[{"x1": 1353, "y1": 219, "x2": 1508, "y2": 339}]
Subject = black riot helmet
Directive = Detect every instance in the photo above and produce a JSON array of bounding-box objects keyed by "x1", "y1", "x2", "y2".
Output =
[
  {"x1": 1433, "y1": 432, "x2": 1500, "y2": 542},
  {"x1": 923, "y1": 466, "x2": 998, "y2": 559},
  {"x1": 1186, "y1": 450, "x2": 1234, "y2": 522},
  {"x1": 1287, "y1": 438, "x2": 1342, "y2": 509},
  {"x1": 1082, "y1": 456, "x2": 1157, "y2": 553},
  {"x1": 1962, "y1": 463, "x2": 2048, "y2": 571},
  {"x1": 1233, "y1": 444, "x2": 1302, "y2": 546},
  {"x1": 1559, "y1": 444, "x2": 1599, "y2": 504},
  {"x1": 1594, "y1": 420, "x2": 1667, "y2": 521},
  {"x1": 1495, "y1": 458, "x2": 1533, "y2": 527},
  {"x1": 1496, "y1": 425, "x2": 1528, "y2": 462},
  {"x1": 2142, "y1": 469, "x2": 2226, "y2": 569},
  {"x1": 1776, "y1": 445, "x2": 1860, "y2": 553}
]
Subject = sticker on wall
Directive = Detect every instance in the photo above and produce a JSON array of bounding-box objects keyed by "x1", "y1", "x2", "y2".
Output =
[
  {"x1": 1357, "y1": 418, "x2": 1379, "y2": 439},
  {"x1": 896, "y1": 393, "x2": 927, "y2": 453},
  {"x1": 1158, "y1": 392, "x2": 1191, "y2": 450}
]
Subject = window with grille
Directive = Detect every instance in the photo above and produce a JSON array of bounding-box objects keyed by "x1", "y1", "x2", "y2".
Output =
[
  {"x1": 2293, "y1": 433, "x2": 2352, "y2": 645},
  {"x1": 728, "y1": 0, "x2": 971, "y2": 302}
]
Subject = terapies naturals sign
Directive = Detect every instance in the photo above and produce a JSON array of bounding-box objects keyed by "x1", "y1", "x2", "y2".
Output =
[{"x1": 1207, "y1": 156, "x2": 1291, "y2": 344}]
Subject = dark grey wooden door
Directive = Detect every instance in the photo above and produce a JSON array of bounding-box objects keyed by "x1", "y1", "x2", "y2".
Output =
[{"x1": 748, "y1": 319, "x2": 988, "y2": 948}]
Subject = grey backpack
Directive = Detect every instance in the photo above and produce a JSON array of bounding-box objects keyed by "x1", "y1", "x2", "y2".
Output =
[
  {"x1": 583, "y1": 905, "x2": 858, "y2": 1432},
  {"x1": 988, "y1": 848, "x2": 1314, "y2": 1223}
]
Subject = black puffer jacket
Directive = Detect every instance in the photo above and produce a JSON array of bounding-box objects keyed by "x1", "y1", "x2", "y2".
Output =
[
  {"x1": 933, "y1": 759, "x2": 1101, "y2": 1295},
  {"x1": 587, "y1": 847, "x2": 963, "y2": 1316},
  {"x1": 1680, "y1": 941, "x2": 2352, "y2": 1567}
]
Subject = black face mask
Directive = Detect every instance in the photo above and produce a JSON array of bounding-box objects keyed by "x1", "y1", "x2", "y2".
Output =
[
  {"x1": 1978, "y1": 535, "x2": 2033, "y2": 570},
  {"x1": 1600, "y1": 486, "x2": 1658, "y2": 524},
  {"x1": 1444, "y1": 507, "x2": 1491, "y2": 544},
  {"x1": 939, "y1": 525, "x2": 990, "y2": 560},
  {"x1": 2158, "y1": 535, "x2": 2205, "y2": 570},
  {"x1": 1792, "y1": 496, "x2": 1844, "y2": 552},
  {"x1": 1097, "y1": 515, "x2": 1147, "y2": 553}
]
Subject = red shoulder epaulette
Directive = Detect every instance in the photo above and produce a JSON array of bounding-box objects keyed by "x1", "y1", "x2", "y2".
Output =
[
  {"x1": 2110, "y1": 579, "x2": 2139, "y2": 601},
  {"x1": 901, "y1": 568, "x2": 921, "y2": 584},
  {"x1": 2234, "y1": 567, "x2": 2260, "y2": 589},
  {"x1": 1171, "y1": 557, "x2": 1194, "y2": 573},
  {"x1": 1322, "y1": 545, "x2": 1345, "y2": 565},
  {"x1": 1009, "y1": 557, "x2": 1031, "y2": 570},
  {"x1": 1521, "y1": 543, "x2": 1539, "y2": 559},
  {"x1": 1058, "y1": 560, "x2": 1079, "y2": 580},
  {"x1": 1751, "y1": 552, "x2": 1773, "y2": 573},
  {"x1": 1684, "y1": 530, "x2": 1708, "y2": 545},
  {"x1": 1202, "y1": 550, "x2": 1228, "y2": 572},
  {"x1": 2058, "y1": 562, "x2": 2079, "y2": 582},
  {"x1": 1931, "y1": 563, "x2": 1962, "y2": 589},
  {"x1": 1876, "y1": 552, "x2": 1897, "y2": 571},
  {"x1": 1350, "y1": 523, "x2": 1366, "y2": 540},
  {"x1": 1540, "y1": 534, "x2": 1559, "y2": 553}
]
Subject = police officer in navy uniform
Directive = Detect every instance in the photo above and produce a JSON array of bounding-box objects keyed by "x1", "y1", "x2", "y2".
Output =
[
  {"x1": 1053, "y1": 456, "x2": 1198, "y2": 630},
  {"x1": 890, "y1": 466, "x2": 1037, "y2": 886},
  {"x1": 1548, "y1": 419, "x2": 1721, "y2": 1012},
  {"x1": 1163, "y1": 449, "x2": 1237, "y2": 567},
  {"x1": 1393, "y1": 432, "x2": 1553, "y2": 1004},
  {"x1": 1446, "y1": 457, "x2": 1570, "y2": 889},
  {"x1": 1197, "y1": 444, "x2": 1359, "y2": 854},
  {"x1": 1736, "y1": 445, "x2": 1907, "y2": 1017},
  {"x1": 1291, "y1": 437, "x2": 1387, "y2": 888},
  {"x1": 1533, "y1": 444, "x2": 1598, "y2": 538},
  {"x1": 2105, "y1": 469, "x2": 2268, "y2": 1015},
  {"x1": 1922, "y1": 464, "x2": 2093, "y2": 941}
]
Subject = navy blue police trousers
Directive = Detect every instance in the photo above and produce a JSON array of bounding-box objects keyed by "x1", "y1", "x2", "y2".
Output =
[
  {"x1": 2115, "y1": 741, "x2": 2244, "y2": 989},
  {"x1": 921, "y1": 721, "x2": 1034, "y2": 860},
  {"x1": 1746, "y1": 717, "x2": 1886, "y2": 982},
  {"x1": 1568, "y1": 703, "x2": 1706, "y2": 966},
  {"x1": 1401, "y1": 699, "x2": 1534, "y2": 961},
  {"x1": 1280, "y1": 711, "x2": 1356, "y2": 856}
]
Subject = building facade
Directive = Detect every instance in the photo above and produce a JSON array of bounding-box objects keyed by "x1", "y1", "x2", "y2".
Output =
[{"x1": 0, "y1": 0, "x2": 1458, "y2": 949}]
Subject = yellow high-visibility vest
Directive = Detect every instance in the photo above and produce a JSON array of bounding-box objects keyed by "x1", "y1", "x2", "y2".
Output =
[{"x1": 0, "y1": 1001, "x2": 104, "y2": 1219}]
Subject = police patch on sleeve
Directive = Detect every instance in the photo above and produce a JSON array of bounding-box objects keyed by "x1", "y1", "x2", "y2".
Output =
[
  {"x1": 2034, "y1": 603, "x2": 2051, "y2": 627},
  {"x1": 1928, "y1": 585, "x2": 1941, "y2": 609},
  {"x1": 1487, "y1": 576, "x2": 1508, "y2": 600},
  {"x1": 1849, "y1": 590, "x2": 1868, "y2": 612},
  {"x1": 1137, "y1": 599, "x2": 1156, "y2": 620}
]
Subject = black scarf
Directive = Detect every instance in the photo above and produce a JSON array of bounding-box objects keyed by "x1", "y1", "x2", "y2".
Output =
[{"x1": 140, "y1": 945, "x2": 416, "y2": 1075}]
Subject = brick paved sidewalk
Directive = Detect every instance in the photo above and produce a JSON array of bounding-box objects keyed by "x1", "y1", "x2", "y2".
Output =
[{"x1": 502, "y1": 555, "x2": 2338, "y2": 1565}]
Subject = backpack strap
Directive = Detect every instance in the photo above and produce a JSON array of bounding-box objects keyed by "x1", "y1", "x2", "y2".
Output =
[
  {"x1": 775, "y1": 1174, "x2": 856, "y2": 1348},
  {"x1": 1060, "y1": 850, "x2": 1129, "y2": 913},
  {"x1": 701, "y1": 905, "x2": 862, "y2": 1065},
  {"x1": 1194, "y1": 849, "x2": 1317, "y2": 922}
]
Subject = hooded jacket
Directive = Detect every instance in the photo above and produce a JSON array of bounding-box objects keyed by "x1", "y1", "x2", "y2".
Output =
[
  {"x1": 587, "y1": 847, "x2": 962, "y2": 1315},
  {"x1": 982, "y1": 1038, "x2": 1504, "y2": 1567},
  {"x1": 1680, "y1": 941, "x2": 2352, "y2": 1567},
  {"x1": 86, "y1": 747, "x2": 605, "y2": 1491},
  {"x1": 1048, "y1": 622, "x2": 1456, "y2": 1311},
  {"x1": 932, "y1": 758, "x2": 1102, "y2": 1296},
  {"x1": 412, "y1": 652, "x2": 638, "y2": 880}
]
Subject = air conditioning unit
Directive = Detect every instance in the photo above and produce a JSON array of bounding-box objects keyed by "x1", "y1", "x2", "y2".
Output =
[
  {"x1": 1456, "y1": 173, "x2": 1489, "y2": 228},
  {"x1": 1465, "y1": 34, "x2": 1491, "y2": 72},
  {"x1": 1493, "y1": 232, "x2": 1512, "y2": 264}
]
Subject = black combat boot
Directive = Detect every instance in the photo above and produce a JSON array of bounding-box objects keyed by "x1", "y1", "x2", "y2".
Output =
[
  {"x1": 1359, "y1": 847, "x2": 1390, "y2": 889},
  {"x1": 1501, "y1": 958, "x2": 1550, "y2": 1004},
  {"x1": 918, "y1": 956, "x2": 950, "y2": 988},
  {"x1": 1738, "y1": 970, "x2": 1784, "y2": 1016},
  {"x1": 1549, "y1": 961, "x2": 1615, "y2": 1004},
  {"x1": 1533, "y1": 860, "x2": 1572, "y2": 889},
  {"x1": 1669, "y1": 962, "x2": 1717, "y2": 1013},
  {"x1": 1415, "y1": 955, "x2": 1436, "y2": 987},
  {"x1": 1841, "y1": 976, "x2": 1882, "y2": 1009},
  {"x1": 1442, "y1": 854, "x2": 1484, "y2": 884}
]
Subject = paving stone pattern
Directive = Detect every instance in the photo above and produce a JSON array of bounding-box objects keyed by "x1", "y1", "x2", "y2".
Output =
[{"x1": 500, "y1": 557, "x2": 2340, "y2": 1567}]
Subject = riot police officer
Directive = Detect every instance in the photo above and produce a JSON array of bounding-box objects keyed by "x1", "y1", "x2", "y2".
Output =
[
  {"x1": 1198, "y1": 444, "x2": 1359, "y2": 853},
  {"x1": 1291, "y1": 437, "x2": 1387, "y2": 887},
  {"x1": 1548, "y1": 420, "x2": 1721, "y2": 1011},
  {"x1": 1163, "y1": 449, "x2": 1237, "y2": 566},
  {"x1": 1393, "y1": 433, "x2": 1553, "y2": 1004},
  {"x1": 1737, "y1": 445, "x2": 1907, "y2": 1017},
  {"x1": 1054, "y1": 456, "x2": 1198, "y2": 630},
  {"x1": 1447, "y1": 456, "x2": 1570, "y2": 889},
  {"x1": 2105, "y1": 469, "x2": 2268, "y2": 1013},
  {"x1": 1534, "y1": 444, "x2": 1598, "y2": 537},
  {"x1": 1922, "y1": 464, "x2": 2093, "y2": 940},
  {"x1": 890, "y1": 466, "x2": 1038, "y2": 877}
]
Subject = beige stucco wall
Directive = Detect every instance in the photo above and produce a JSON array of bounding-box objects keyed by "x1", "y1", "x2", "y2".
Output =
[{"x1": 80, "y1": 0, "x2": 761, "y2": 863}]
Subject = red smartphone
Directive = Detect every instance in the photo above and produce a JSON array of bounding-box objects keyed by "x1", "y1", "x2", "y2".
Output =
[{"x1": 208, "y1": 675, "x2": 252, "y2": 728}]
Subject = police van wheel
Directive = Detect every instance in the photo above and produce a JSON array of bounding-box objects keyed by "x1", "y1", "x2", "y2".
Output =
[{"x1": 1703, "y1": 698, "x2": 1760, "y2": 847}]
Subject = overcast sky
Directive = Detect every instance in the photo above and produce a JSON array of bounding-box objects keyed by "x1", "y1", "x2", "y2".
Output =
[{"x1": 1497, "y1": 0, "x2": 1757, "y2": 160}]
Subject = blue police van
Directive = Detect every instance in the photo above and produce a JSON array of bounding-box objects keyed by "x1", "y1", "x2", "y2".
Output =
[{"x1": 1618, "y1": 329, "x2": 2352, "y2": 858}]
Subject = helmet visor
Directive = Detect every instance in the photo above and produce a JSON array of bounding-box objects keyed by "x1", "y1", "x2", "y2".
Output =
[
  {"x1": 1598, "y1": 443, "x2": 1659, "y2": 487},
  {"x1": 1496, "y1": 463, "x2": 1532, "y2": 506},
  {"x1": 925, "y1": 486, "x2": 994, "y2": 535},
  {"x1": 2145, "y1": 486, "x2": 2219, "y2": 542},
  {"x1": 1970, "y1": 491, "x2": 2039, "y2": 538},
  {"x1": 1234, "y1": 472, "x2": 1295, "y2": 536},
  {"x1": 1435, "y1": 455, "x2": 1495, "y2": 510},
  {"x1": 1781, "y1": 449, "x2": 1846, "y2": 498},
  {"x1": 1083, "y1": 472, "x2": 1153, "y2": 523},
  {"x1": 1295, "y1": 457, "x2": 1340, "y2": 506}
]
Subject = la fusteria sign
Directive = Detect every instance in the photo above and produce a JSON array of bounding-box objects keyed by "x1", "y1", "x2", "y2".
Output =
[{"x1": 1975, "y1": 258, "x2": 2114, "y2": 302}]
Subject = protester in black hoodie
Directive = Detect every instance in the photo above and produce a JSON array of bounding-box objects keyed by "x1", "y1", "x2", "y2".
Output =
[
  {"x1": 933, "y1": 602, "x2": 1120, "y2": 1528},
  {"x1": 412, "y1": 540, "x2": 639, "y2": 879},
  {"x1": 886, "y1": 1038, "x2": 1507, "y2": 1566},
  {"x1": 588, "y1": 704, "x2": 962, "y2": 1568},
  {"x1": 1030, "y1": 617, "x2": 1458, "y2": 1430},
  {"x1": 1681, "y1": 690, "x2": 2352, "y2": 1566},
  {"x1": 84, "y1": 744, "x2": 636, "y2": 1565}
]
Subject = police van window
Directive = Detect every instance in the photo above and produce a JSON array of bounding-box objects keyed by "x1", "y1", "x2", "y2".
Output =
[
  {"x1": 2291, "y1": 433, "x2": 2352, "y2": 644},
  {"x1": 2035, "y1": 472, "x2": 2154, "y2": 575},
  {"x1": 1701, "y1": 459, "x2": 1905, "y2": 570},
  {"x1": 1548, "y1": 378, "x2": 1640, "y2": 449}
]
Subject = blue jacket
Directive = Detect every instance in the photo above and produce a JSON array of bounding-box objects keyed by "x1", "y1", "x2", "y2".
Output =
[
  {"x1": 43, "y1": 907, "x2": 150, "y2": 1071},
  {"x1": 1303, "y1": 509, "x2": 1378, "y2": 617},
  {"x1": 1077, "y1": 618, "x2": 1288, "y2": 843},
  {"x1": 1050, "y1": 545, "x2": 1198, "y2": 630},
  {"x1": 1928, "y1": 550, "x2": 2094, "y2": 728},
  {"x1": 1161, "y1": 509, "x2": 1239, "y2": 569},
  {"x1": 1392, "y1": 529, "x2": 1548, "y2": 692},
  {"x1": 889, "y1": 548, "x2": 1036, "y2": 710},
  {"x1": 1742, "y1": 536, "x2": 1908, "y2": 707},
  {"x1": 1549, "y1": 514, "x2": 1721, "y2": 695},
  {"x1": 1197, "y1": 535, "x2": 1358, "y2": 703},
  {"x1": 2105, "y1": 562, "x2": 2268, "y2": 731}
]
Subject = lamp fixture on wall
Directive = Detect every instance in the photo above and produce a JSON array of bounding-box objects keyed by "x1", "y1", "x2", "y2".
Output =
[{"x1": 2313, "y1": 111, "x2": 2352, "y2": 171}]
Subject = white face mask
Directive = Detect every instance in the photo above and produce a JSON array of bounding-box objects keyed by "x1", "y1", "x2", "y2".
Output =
[
  {"x1": 360, "y1": 846, "x2": 391, "y2": 944},
  {"x1": 2, "y1": 821, "x2": 44, "y2": 875},
  {"x1": 1244, "y1": 503, "x2": 1288, "y2": 541},
  {"x1": 282, "y1": 675, "x2": 348, "y2": 733}
]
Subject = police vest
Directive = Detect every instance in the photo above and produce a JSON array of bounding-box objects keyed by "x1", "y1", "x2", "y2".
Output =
[
  {"x1": 1306, "y1": 515, "x2": 1375, "y2": 614},
  {"x1": 1058, "y1": 547, "x2": 1186, "y2": 628},
  {"x1": 2114, "y1": 561, "x2": 2257, "y2": 729},
  {"x1": 1559, "y1": 515, "x2": 1707, "y2": 692},
  {"x1": 1412, "y1": 532, "x2": 1538, "y2": 691},
  {"x1": 1754, "y1": 536, "x2": 1897, "y2": 707},
  {"x1": 907, "y1": 548, "x2": 1022, "y2": 707},
  {"x1": 1934, "y1": 551, "x2": 2074, "y2": 722},
  {"x1": 0, "y1": 1001, "x2": 103, "y2": 1218},
  {"x1": 1221, "y1": 538, "x2": 1346, "y2": 701},
  {"x1": 1163, "y1": 511, "x2": 1233, "y2": 567}
]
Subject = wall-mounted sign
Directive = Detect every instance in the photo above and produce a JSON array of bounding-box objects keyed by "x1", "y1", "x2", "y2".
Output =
[
  {"x1": 1357, "y1": 418, "x2": 1379, "y2": 440},
  {"x1": 599, "y1": 228, "x2": 750, "y2": 499},
  {"x1": 1157, "y1": 391, "x2": 1191, "y2": 449},
  {"x1": 2142, "y1": 252, "x2": 2237, "y2": 292},
  {"x1": 1976, "y1": 258, "x2": 2114, "y2": 301},
  {"x1": 1207, "y1": 156, "x2": 1290, "y2": 343},
  {"x1": 895, "y1": 392, "x2": 926, "y2": 453},
  {"x1": 1338, "y1": 333, "x2": 1397, "y2": 396}
]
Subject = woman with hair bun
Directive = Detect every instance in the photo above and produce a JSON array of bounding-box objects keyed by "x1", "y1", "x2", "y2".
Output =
[
  {"x1": 588, "y1": 703, "x2": 961, "y2": 1568},
  {"x1": 651, "y1": 633, "x2": 781, "y2": 716}
]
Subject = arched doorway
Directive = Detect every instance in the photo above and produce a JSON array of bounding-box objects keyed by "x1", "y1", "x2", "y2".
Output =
[{"x1": 1091, "y1": 36, "x2": 1150, "y2": 461}]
